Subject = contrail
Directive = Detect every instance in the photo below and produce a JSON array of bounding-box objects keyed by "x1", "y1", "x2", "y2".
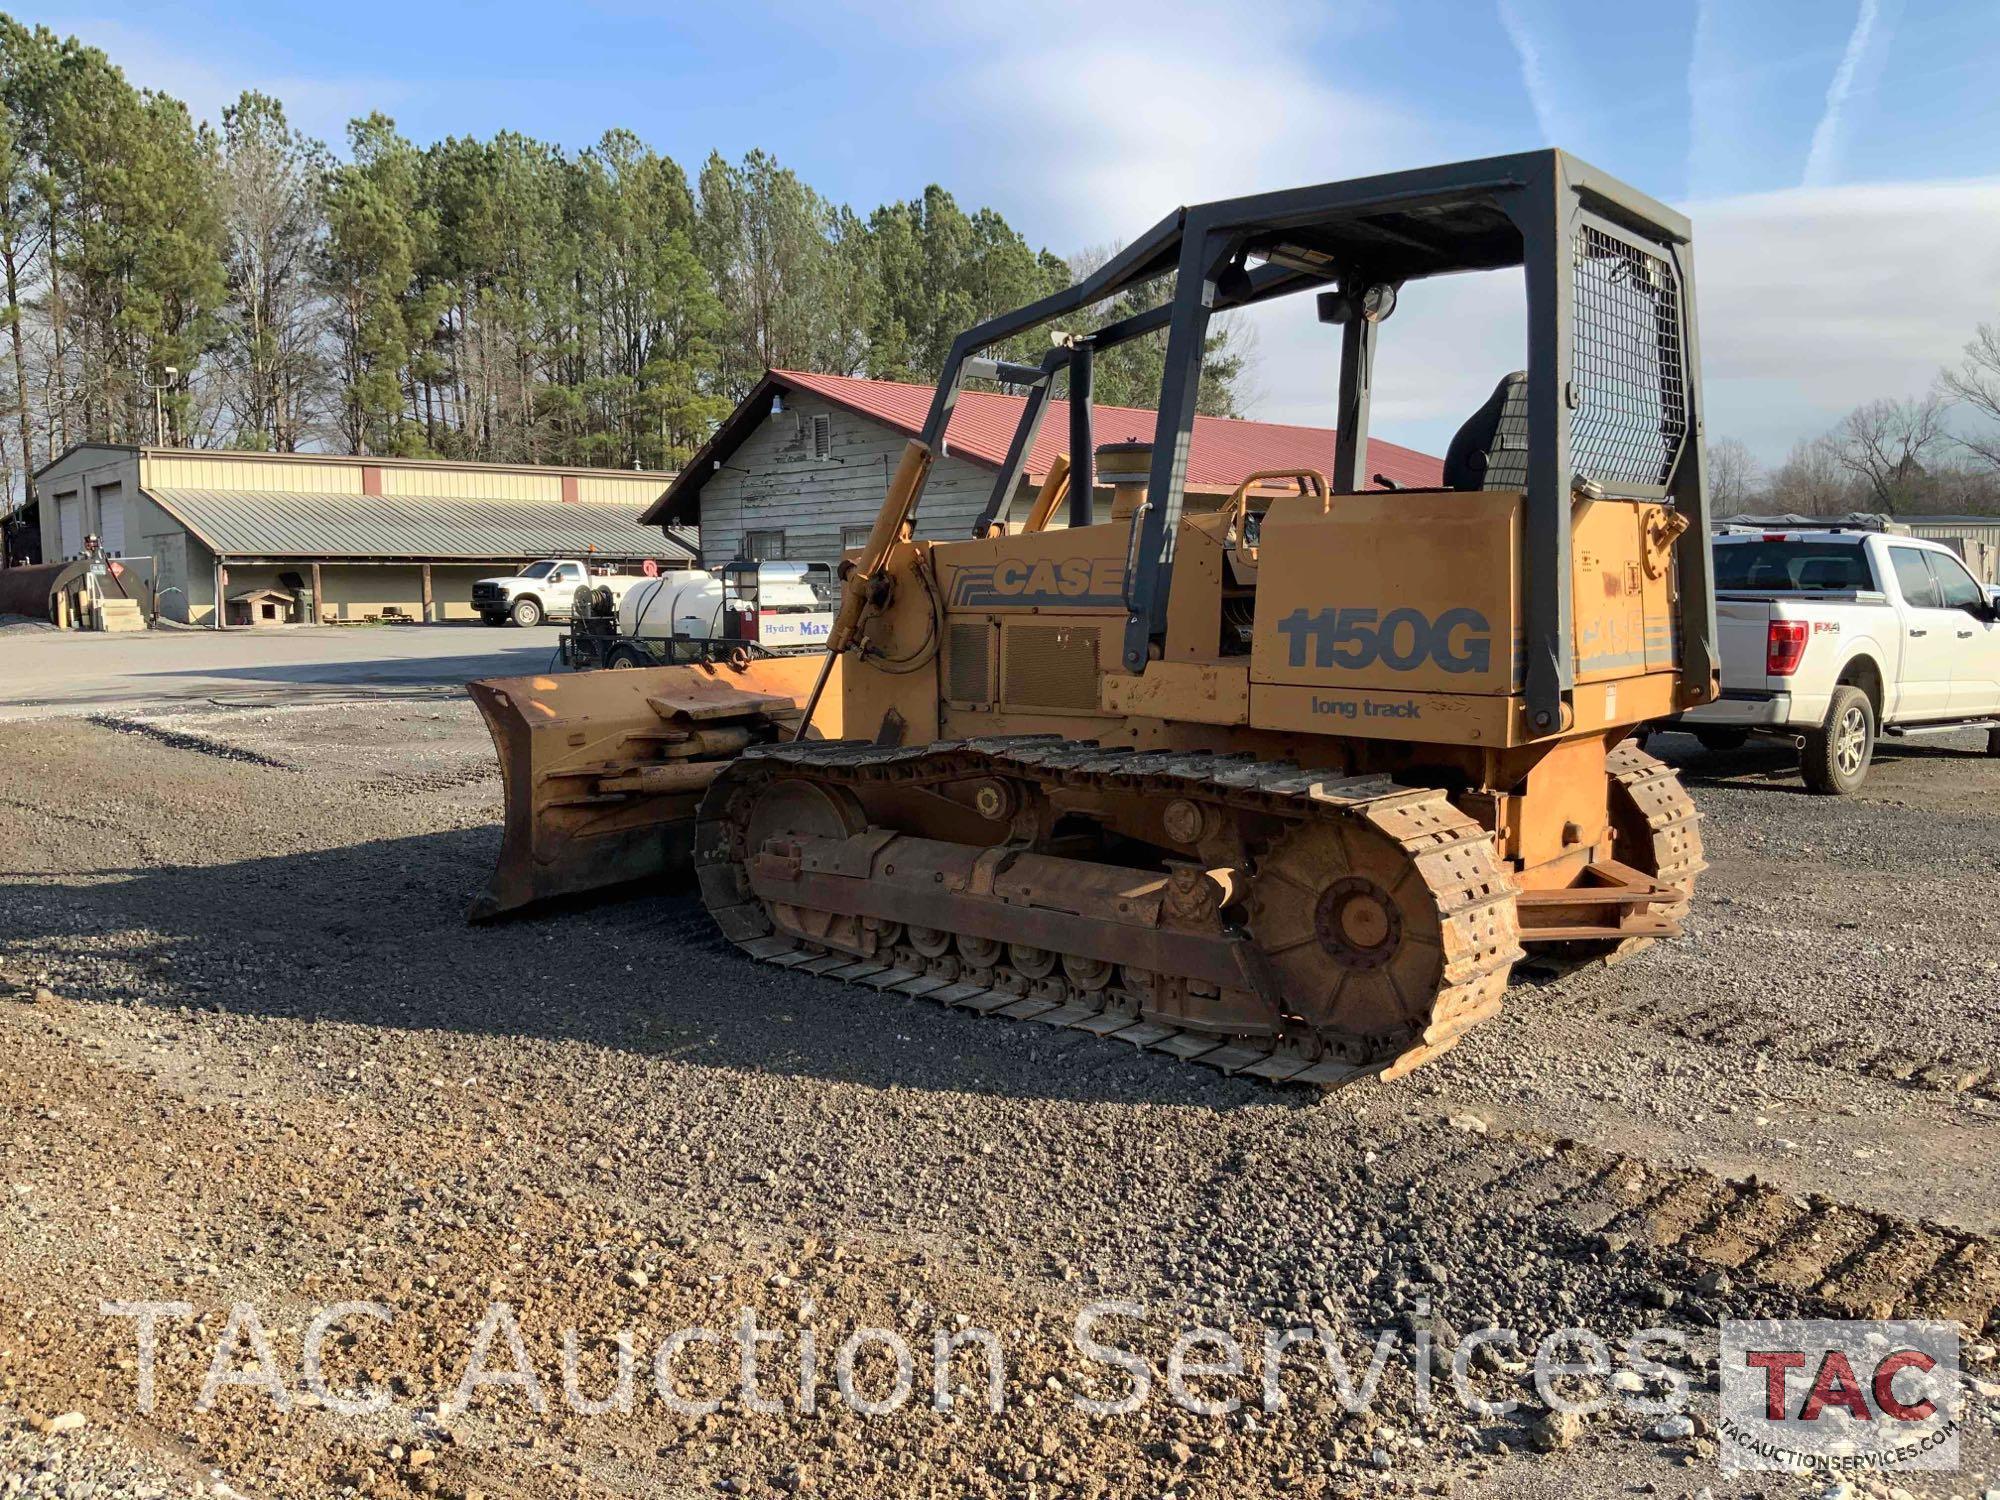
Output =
[
  {"x1": 1686, "y1": 0, "x2": 1721, "y2": 198},
  {"x1": 1803, "y1": 0, "x2": 1886, "y2": 187},
  {"x1": 1497, "y1": 0, "x2": 1562, "y2": 145}
]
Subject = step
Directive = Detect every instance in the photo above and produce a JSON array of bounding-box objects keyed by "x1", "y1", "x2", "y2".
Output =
[{"x1": 1884, "y1": 719, "x2": 2000, "y2": 738}]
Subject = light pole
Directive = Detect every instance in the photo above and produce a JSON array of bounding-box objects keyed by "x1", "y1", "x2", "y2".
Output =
[{"x1": 145, "y1": 365, "x2": 178, "y2": 445}]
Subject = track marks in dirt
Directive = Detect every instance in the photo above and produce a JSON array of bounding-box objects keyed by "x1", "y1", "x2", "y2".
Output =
[
  {"x1": 1388, "y1": 1130, "x2": 2000, "y2": 1336},
  {"x1": 1568, "y1": 984, "x2": 2000, "y2": 1106},
  {"x1": 84, "y1": 713, "x2": 297, "y2": 770},
  {"x1": 359, "y1": 762, "x2": 501, "y2": 796}
]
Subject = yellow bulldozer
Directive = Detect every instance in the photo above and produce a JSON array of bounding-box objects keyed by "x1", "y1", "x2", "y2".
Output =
[{"x1": 469, "y1": 149, "x2": 1720, "y2": 1086}]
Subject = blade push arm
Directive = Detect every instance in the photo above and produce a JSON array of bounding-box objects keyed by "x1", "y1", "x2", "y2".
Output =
[{"x1": 795, "y1": 437, "x2": 934, "y2": 738}]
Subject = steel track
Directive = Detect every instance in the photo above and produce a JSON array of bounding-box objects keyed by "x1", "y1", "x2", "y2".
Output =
[{"x1": 693, "y1": 735, "x2": 1523, "y2": 1089}]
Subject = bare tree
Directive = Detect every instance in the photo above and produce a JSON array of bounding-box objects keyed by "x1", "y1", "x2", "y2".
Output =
[
  {"x1": 1704, "y1": 437, "x2": 1761, "y2": 513},
  {"x1": 1921, "y1": 460, "x2": 2000, "y2": 516},
  {"x1": 1766, "y1": 435, "x2": 1858, "y2": 516},
  {"x1": 1831, "y1": 393, "x2": 1949, "y2": 513},
  {"x1": 1941, "y1": 322, "x2": 2000, "y2": 475},
  {"x1": 216, "y1": 92, "x2": 333, "y2": 450}
]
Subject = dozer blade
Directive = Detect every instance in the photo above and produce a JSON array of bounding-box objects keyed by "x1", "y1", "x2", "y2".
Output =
[{"x1": 466, "y1": 653, "x2": 841, "y2": 920}]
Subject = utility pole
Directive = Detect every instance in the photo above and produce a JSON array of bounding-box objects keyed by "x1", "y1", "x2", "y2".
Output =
[{"x1": 146, "y1": 365, "x2": 178, "y2": 445}]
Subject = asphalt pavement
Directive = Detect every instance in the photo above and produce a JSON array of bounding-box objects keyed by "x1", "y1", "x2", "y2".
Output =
[{"x1": 0, "y1": 621, "x2": 566, "y2": 719}]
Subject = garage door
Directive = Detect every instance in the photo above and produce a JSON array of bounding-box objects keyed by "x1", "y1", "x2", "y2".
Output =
[
  {"x1": 96, "y1": 486, "x2": 125, "y2": 556},
  {"x1": 57, "y1": 494, "x2": 81, "y2": 558}
]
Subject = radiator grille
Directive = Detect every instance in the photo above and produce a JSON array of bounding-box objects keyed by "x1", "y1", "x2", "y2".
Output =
[
  {"x1": 1003, "y1": 624, "x2": 1101, "y2": 712},
  {"x1": 946, "y1": 621, "x2": 993, "y2": 703}
]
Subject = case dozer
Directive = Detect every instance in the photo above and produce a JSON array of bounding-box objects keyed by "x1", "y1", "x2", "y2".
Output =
[{"x1": 470, "y1": 149, "x2": 1720, "y2": 1086}]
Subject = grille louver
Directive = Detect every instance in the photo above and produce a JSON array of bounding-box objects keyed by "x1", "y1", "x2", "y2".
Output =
[{"x1": 1003, "y1": 624, "x2": 1101, "y2": 712}]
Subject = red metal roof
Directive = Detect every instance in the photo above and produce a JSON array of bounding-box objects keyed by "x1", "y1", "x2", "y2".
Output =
[{"x1": 771, "y1": 370, "x2": 1444, "y2": 491}]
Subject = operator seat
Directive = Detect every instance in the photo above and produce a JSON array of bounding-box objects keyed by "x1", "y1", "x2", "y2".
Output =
[{"x1": 1443, "y1": 371, "x2": 1530, "y2": 491}]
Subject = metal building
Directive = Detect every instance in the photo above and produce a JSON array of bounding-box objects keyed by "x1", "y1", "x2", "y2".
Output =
[
  {"x1": 1902, "y1": 515, "x2": 2000, "y2": 584},
  {"x1": 33, "y1": 445, "x2": 695, "y2": 625}
]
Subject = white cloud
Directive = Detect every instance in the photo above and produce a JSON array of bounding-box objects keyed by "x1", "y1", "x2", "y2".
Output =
[
  {"x1": 841, "y1": 0, "x2": 1446, "y2": 431},
  {"x1": 872, "y1": 0, "x2": 1435, "y2": 248},
  {"x1": 1246, "y1": 176, "x2": 2000, "y2": 466},
  {"x1": 34, "y1": 15, "x2": 397, "y2": 147},
  {"x1": 1691, "y1": 176, "x2": 1999, "y2": 455}
]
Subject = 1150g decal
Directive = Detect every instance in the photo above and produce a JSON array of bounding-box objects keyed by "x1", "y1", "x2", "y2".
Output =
[{"x1": 1279, "y1": 606, "x2": 1493, "y2": 674}]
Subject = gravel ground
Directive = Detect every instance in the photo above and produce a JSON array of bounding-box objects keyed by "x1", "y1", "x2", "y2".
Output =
[{"x1": 1, "y1": 703, "x2": 1997, "y2": 1500}]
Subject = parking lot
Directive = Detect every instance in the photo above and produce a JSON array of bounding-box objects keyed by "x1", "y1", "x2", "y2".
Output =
[
  {"x1": 0, "y1": 644, "x2": 1996, "y2": 1499},
  {"x1": 0, "y1": 622, "x2": 566, "y2": 720}
]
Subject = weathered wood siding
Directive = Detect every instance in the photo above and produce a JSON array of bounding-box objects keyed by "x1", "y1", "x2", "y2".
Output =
[
  {"x1": 695, "y1": 393, "x2": 1016, "y2": 565},
  {"x1": 687, "y1": 394, "x2": 1230, "y2": 563}
]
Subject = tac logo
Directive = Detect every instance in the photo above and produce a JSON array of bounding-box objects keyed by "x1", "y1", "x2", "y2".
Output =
[
  {"x1": 950, "y1": 558, "x2": 1127, "y2": 609},
  {"x1": 1279, "y1": 606, "x2": 1493, "y2": 675},
  {"x1": 1718, "y1": 1319, "x2": 1960, "y2": 1474}
]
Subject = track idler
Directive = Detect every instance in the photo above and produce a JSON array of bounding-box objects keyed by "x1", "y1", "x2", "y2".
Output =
[{"x1": 466, "y1": 653, "x2": 839, "y2": 920}]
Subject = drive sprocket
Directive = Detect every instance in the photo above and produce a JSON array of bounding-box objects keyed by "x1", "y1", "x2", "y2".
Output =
[{"x1": 1245, "y1": 796, "x2": 1522, "y2": 1076}]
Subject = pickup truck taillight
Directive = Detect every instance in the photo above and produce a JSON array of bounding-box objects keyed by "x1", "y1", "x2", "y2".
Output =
[{"x1": 1766, "y1": 620, "x2": 1809, "y2": 677}]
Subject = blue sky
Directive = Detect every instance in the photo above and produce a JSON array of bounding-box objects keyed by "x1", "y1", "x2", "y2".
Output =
[{"x1": 40, "y1": 0, "x2": 2000, "y2": 462}]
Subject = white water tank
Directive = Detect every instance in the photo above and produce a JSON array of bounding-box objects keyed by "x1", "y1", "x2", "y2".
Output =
[{"x1": 616, "y1": 571, "x2": 725, "y2": 646}]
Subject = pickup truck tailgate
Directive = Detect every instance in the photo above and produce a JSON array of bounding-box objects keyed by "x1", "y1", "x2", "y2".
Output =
[
  {"x1": 1690, "y1": 590, "x2": 1895, "y2": 730},
  {"x1": 1715, "y1": 599, "x2": 1776, "y2": 691}
]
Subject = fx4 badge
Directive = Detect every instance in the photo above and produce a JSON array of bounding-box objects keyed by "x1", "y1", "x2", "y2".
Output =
[
  {"x1": 1280, "y1": 606, "x2": 1493, "y2": 674},
  {"x1": 950, "y1": 558, "x2": 1127, "y2": 609}
]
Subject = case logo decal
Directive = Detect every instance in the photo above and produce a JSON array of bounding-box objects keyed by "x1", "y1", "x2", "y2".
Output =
[{"x1": 950, "y1": 558, "x2": 1127, "y2": 608}]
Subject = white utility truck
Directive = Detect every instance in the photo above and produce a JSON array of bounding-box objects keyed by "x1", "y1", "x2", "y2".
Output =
[
  {"x1": 472, "y1": 559, "x2": 653, "y2": 628},
  {"x1": 1673, "y1": 528, "x2": 2000, "y2": 792}
]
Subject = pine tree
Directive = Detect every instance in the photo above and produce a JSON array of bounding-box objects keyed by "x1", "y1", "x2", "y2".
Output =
[{"x1": 0, "y1": 15, "x2": 1258, "y2": 491}]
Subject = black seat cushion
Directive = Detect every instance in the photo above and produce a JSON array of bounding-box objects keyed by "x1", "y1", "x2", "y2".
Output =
[{"x1": 1443, "y1": 371, "x2": 1529, "y2": 491}]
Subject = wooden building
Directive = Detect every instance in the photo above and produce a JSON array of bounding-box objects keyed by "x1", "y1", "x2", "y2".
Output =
[{"x1": 639, "y1": 370, "x2": 1443, "y2": 568}]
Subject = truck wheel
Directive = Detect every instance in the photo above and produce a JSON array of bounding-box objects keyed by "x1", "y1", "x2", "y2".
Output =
[
  {"x1": 604, "y1": 644, "x2": 646, "y2": 669},
  {"x1": 1987, "y1": 726, "x2": 2000, "y2": 757},
  {"x1": 1693, "y1": 728, "x2": 1750, "y2": 752},
  {"x1": 509, "y1": 596, "x2": 543, "y2": 629},
  {"x1": 1801, "y1": 685, "x2": 1873, "y2": 795},
  {"x1": 480, "y1": 613, "x2": 503, "y2": 627}
]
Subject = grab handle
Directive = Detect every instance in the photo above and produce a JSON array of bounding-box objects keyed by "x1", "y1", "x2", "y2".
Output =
[
  {"x1": 1223, "y1": 468, "x2": 1331, "y2": 551},
  {"x1": 1120, "y1": 500, "x2": 1154, "y2": 611}
]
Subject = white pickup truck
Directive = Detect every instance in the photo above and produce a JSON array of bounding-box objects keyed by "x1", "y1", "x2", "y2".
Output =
[
  {"x1": 1674, "y1": 529, "x2": 2000, "y2": 792},
  {"x1": 471, "y1": 559, "x2": 648, "y2": 628}
]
